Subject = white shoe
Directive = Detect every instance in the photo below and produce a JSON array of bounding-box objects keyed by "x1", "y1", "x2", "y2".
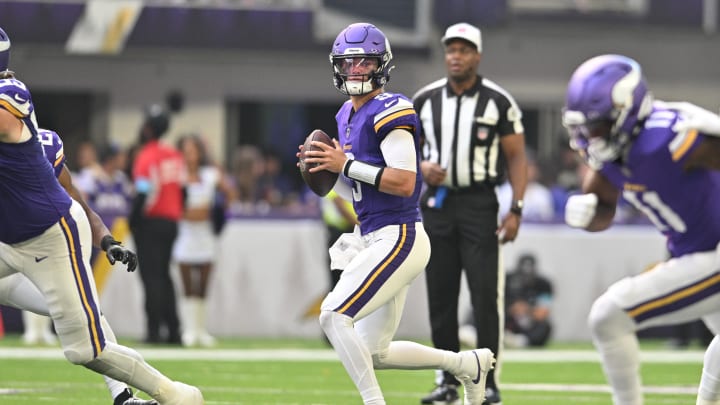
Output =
[
  {"x1": 456, "y1": 348, "x2": 495, "y2": 405},
  {"x1": 42, "y1": 330, "x2": 58, "y2": 346},
  {"x1": 181, "y1": 331, "x2": 198, "y2": 348},
  {"x1": 22, "y1": 332, "x2": 40, "y2": 345},
  {"x1": 197, "y1": 331, "x2": 216, "y2": 348},
  {"x1": 161, "y1": 381, "x2": 204, "y2": 405},
  {"x1": 458, "y1": 324, "x2": 477, "y2": 348}
]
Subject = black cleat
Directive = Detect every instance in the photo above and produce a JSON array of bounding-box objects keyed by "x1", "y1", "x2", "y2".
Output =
[
  {"x1": 482, "y1": 387, "x2": 502, "y2": 405},
  {"x1": 420, "y1": 384, "x2": 460, "y2": 405},
  {"x1": 113, "y1": 388, "x2": 159, "y2": 405}
]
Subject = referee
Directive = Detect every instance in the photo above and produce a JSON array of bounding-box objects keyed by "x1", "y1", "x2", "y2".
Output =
[{"x1": 414, "y1": 22, "x2": 528, "y2": 405}]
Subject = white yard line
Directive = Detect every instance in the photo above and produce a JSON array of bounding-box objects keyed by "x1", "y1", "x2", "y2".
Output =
[{"x1": 0, "y1": 347, "x2": 705, "y2": 362}]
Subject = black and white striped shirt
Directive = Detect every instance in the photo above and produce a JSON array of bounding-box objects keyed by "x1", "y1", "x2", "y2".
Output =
[{"x1": 413, "y1": 75, "x2": 524, "y2": 188}]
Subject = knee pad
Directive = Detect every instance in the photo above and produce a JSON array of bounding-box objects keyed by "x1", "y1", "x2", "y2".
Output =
[
  {"x1": 587, "y1": 294, "x2": 635, "y2": 342},
  {"x1": 63, "y1": 346, "x2": 96, "y2": 365}
]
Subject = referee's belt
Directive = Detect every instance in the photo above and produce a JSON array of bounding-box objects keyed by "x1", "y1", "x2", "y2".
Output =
[{"x1": 442, "y1": 184, "x2": 495, "y2": 194}]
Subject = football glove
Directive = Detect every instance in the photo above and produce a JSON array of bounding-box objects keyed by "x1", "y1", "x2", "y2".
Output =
[
  {"x1": 565, "y1": 193, "x2": 598, "y2": 229},
  {"x1": 101, "y1": 235, "x2": 138, "y2": 272}
]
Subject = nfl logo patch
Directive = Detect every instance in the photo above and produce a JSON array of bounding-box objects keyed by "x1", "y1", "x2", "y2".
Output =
[{"x1": 476, "y1": 127, "x2": 488, "y2": 141}]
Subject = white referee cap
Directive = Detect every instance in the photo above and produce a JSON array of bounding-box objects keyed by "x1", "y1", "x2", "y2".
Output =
[{"x1": 441, "y1": 22, "x2": 482, "y2": 52}]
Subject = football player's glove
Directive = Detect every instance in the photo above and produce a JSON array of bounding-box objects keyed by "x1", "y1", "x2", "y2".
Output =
[
  {"x1": 565, "y1": 193, "x2": 598, "y2": 229},
  {"x1": 101, "y1": 235, "x2": 138, "y2": 272}
]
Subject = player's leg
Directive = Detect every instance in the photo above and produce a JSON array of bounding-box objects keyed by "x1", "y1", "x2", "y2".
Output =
[
  {"x1": 178, "y1": 262, "x2": 198, "y2": 347},
  {"x1": 320, "y1": 223, "x2": 426, "y2": 404},
  {"x1": 697, "y1": 335, "x2": 720, "y2": 405},
  {"x1": 421, "y1": 204, "x2": 464, "y2": 401},
  {"x1": 194, "y1": 262, "x2": 215, "y2": 347},
  {"x1": 20, "y1": 202, "x2": 202, "y2": 404},
  {"x1": 458, "y1": 193, "x2": 503, "y2": 404},
  {"x1": 590, "y1": 251, "x2": 720, "y2": 405}
]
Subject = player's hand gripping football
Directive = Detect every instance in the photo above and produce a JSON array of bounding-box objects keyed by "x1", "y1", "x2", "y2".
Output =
[
  {"x1": 300, "y1": 138, "x2": 347, "y2": 174},
  {"x1": 101, "y1": 235, "x2": 138, "y2": 272},
  {"x1": 565, "y1": 193, "x2": 598, "y2": 229}
]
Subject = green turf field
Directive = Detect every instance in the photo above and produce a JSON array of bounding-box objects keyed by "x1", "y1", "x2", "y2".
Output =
[{"x1": 0, "y1": 335, "x2": 704, "y2": 404}]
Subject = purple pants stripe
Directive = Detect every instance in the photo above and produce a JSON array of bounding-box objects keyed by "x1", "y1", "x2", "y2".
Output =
[
  {"x1": 627, "y1": 272, "x2": 720, "y2": 323},
  {"x1": 59, "y1": 215, "x2": 106, "y2": 357},
  {"x1": 335, "y1": 223, "x2": 416, "y2": 317}
]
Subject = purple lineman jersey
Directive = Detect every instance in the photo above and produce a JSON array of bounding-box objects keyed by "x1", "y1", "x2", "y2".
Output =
[
  {"x1": 37, "y1": 128, "x2": 66, "y2": 178},
  {"x1": 599, "y1": 105, "x2": 720, "y2": 258},
  {"x1": 336, "y1": 92, "x2": 422, "y2": 235},
  {"x1": 0, "y1": 78, "x2": 72, "y2": 244}
]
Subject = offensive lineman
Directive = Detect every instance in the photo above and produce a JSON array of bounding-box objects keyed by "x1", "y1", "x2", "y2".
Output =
[{"x1": 0, "y1": 27, "x2": 203, "y2": 405}]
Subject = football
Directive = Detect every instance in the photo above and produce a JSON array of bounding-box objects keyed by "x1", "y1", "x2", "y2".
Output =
[{"x1": 299, "y1": 129, "x2": 338, "y2": 197}]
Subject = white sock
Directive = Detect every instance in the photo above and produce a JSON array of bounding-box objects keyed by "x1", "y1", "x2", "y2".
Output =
[
  {"x1": 99, "y1": 316, "x2": 130, "y2": 400},
  {"x1": 320, "y1": 310, "x2": 384, "y2": 404},
  {"x1": 594, "y1": 333, "x2": 642, "y2": 405},
  {"x1": 698, "y1": 336, "x2": 720, "y2": 404},
  {"x1": 84, "y1": 340, "x2": 174, "y2": 401},
  {"x1": 373, "y1": 340, "x2": 459, "y2": 372}
]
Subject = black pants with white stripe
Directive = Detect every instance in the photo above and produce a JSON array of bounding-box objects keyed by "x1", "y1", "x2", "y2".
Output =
[{"x1": 422, "y1": 189, "x2": 502, "y2": 390}]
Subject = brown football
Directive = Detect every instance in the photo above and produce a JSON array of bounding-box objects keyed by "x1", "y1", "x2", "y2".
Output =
[{"x1": 299, "y1": 129, "x2": 339, "y2": 197}]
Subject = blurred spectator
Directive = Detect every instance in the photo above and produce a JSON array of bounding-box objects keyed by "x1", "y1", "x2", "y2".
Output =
[
  {"x1": 257, "y1": 147, "x2": 294, "y2": 207},
  {"x1": 75, "y1": 142, "x2": 133, "y2": 235},
  {"x1": 504, "y1": 253, "x2": 554, "y2": 347},
  {"x1": 459, "y1": 253, "x2": 554, "y2": 349},
  {"x1": 173, "y1": 134, "x2": 235, "y2": 347},
  {"x1": 129, "y1": 104, "x2": 185, "y2": 345},
  {"x1": 497, "y1": 149, "x2": 554, "y2": 222},
  {"x1": 230, "y1": 144, "x2": 266, "y2": 213},
  {"x1": 72, "y1": 139, "x2": 99, "y2": 175}
]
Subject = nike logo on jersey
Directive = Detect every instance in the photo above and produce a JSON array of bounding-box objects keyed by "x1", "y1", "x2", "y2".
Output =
[
  {"x1": 384, "y1": 99, "x2": 398, "y2": 108},
  {"x1": 35, "y1": 256, "x2": 48, "y2": 263},
  {"x1": 14, "y1": 93, "x2": 27, "y2": 103}
]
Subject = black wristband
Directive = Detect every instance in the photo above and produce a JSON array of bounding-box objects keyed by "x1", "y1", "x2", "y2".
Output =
[{"x1": 100, "y1": 235, "x2": 120, "y2": 251}]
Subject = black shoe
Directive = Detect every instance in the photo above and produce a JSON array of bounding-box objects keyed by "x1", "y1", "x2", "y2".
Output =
[
  {"x1": 113, "y1": 388, "x2": 159, "y2": 405},
  {"x1": 482, "y1": 387, "x2": 502, "y2": 404},
  {"x1": 420, "y1": 384, "x2": 460, "y2": 404}
]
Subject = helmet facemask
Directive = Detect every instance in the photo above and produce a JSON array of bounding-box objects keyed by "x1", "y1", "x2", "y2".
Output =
[{"x1": 331, "y1": 56, "x2": 384, "y2": 96}]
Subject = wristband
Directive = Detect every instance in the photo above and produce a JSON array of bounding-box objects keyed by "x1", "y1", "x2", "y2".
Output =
[
  {"x1": 343, "y1": 159, "x2": 385, "y2": 188},
  {"x1": 100, "y1": 235, "x2": 121, "y2": 252}
]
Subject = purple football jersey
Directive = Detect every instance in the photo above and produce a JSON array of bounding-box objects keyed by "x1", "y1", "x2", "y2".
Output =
[
  {"x1": 0, "y1": 79, "x2": 72, "y2": 244},
  {"x1": 37, "y1": 128, "x2": 66, "y2": 178},
  {"x1": 336, "y1": 92, "x2": 422, "y2": 234},
  {"x1": 600, "y1": 105, "x2": 720, "y2": 257}
]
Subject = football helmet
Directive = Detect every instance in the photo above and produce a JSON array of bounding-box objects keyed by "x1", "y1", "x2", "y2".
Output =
[
  {"x1": 0, "y1": 27, "x2": 10, "y2": 73},
  {"x1": 330, "y1": 23, "x2": 393, "y2": 96},
  {"x1": 562, "y1": 54, "x2": 653, "y2": 168}
]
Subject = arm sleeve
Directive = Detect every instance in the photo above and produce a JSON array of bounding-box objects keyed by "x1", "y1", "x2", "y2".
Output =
[{"x1": 379, "y1": 128, "x2": 417, "y2": 172}]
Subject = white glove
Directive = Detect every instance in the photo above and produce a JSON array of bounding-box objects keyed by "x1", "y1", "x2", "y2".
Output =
[
  {"x1": 565, "y1": 193, "x2": 599, "y2": 228},
  {"x1": 661, "y1": 101, "x2": 720, "y2": 136},
  {"x1": 329, "y1": 231, "x2": 365, "y2": 270}
]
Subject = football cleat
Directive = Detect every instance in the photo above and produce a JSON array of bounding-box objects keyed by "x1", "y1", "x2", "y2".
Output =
[
  {"x1": 456, "y1": 348, "x2": 495, "y2": 405},
  {"x1": 481, "y1": 387, "x2": 502, "y2": 405},
  {"x1": 114, "y1": 388, "x2": 159, "y2": 405},
  {"x1": 420, "y1": 383, "x2": 460, "y2": 405}
]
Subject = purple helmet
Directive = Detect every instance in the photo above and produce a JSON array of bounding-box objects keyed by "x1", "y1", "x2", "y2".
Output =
[
  {"x1": 329, "y1": 23, "x2": 393, "y2": 96},
  {"x1": 0, "y1": 27, "x2": 10, "y2": 72},
  {"x1": 562, "y1": 54, "x2": 653, "y2": 168}
]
